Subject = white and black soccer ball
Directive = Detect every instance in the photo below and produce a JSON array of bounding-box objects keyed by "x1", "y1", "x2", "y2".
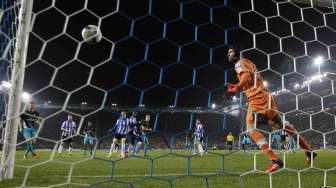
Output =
[{"x1": 81, "y1": 25, "x2": 102, "y2": 44}]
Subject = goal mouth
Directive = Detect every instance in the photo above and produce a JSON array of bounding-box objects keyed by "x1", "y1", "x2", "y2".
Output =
[{"x1": 0, "y1": 0, "x2": 335, "y2": 187}]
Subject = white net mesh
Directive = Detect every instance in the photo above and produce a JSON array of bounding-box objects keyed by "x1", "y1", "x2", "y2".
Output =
[{"x1": 0, "y1": 0, "x2": 336, "y2": 187}]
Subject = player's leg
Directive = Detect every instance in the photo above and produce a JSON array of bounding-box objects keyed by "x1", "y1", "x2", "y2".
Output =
[
  {"x1": 23, "y1": 129, "x2": 35, "y2": 157},
  {"x1": 22, "y1": 129, "x2": 31, "y2": 159},
  {"x1": 248, "y1": 126, "x2": 282, "y2": 172},
  {"x1": 143, "y1": 133, "x2": 149, "y2": 156},
  {"x1": 68, "y1": 140, "x2": 73, "y2": 155},
  {"x1": 289, "y1": 138, "x2": 292, "y2": 151},
  {"x1": 126, "y1": 132, "x2": 134, "y2": 154},
  {"x1": 28, "y1": 140, "x2": 38, "y2": 158},
  {"x1": 276, "y1": 140, "x2": 281, "y2": 152},
  {"x1": 291, "y1": 137, "x2": 296, "y2": 153},
  {"x1": 134, "y1": 141, "x2": 142, "y2": 154},
  {"x1": 134, "y1": 134, "x2": 144, "y2": 154},
  {"x1": 89, "y1": 138, "x2": 94, "y2": 155},
  {"x1": 58, "y1": 141, "x2": 64, "y2": 155},
  {"x1": 272, "y1": 115, "x2": 316, "y2": 163},
  {"x1": 120, "y1": 137, "x2": 126, "y2": 158},
  {"x1": 288, "y1": 136, "x2": 295, "y2": 153},
  {"x1": 127, "y1": 143, "x2": 134, "y2": 153},
  {"x1": 192, "y1": 136, "x2": 197, "y2": 155},
  {"x1": 246, "y1": 106, "x2": 282, "y2": 172},
  {"x1": 197, "y1": 137, "x2": 204, "y2": 156},
  {"x1": 247, "y1": 140, "x2": 251, "y2": 152},
  {"x1": 83, "y1": 137, "x2": 87, "y2": 155},
  {"x1": 107, "y1": 137, "x2": 118, "y2": 157},
  {"x1": 28, "y1": 128, "x2": 39, "y2": 159}
]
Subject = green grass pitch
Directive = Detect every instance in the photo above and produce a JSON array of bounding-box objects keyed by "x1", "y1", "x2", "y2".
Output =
[{"x1": 0, "y1": 149, "x2": 335, "y2": 188}]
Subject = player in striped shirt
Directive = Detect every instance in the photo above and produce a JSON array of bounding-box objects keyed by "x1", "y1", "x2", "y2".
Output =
[
  {"x1": 126, "y1": 111, "x2": 139, "y2": 155},
  {"x1": 192, "y1": 119, "x2": 205, "y2": 156},
  {"x1": 107, "y1": 111, "x2": 128, "y2": 158},
  {"x1": 19, "y1": 101, "x2": 41, "y2": 160},
  {"x1": 57, "y1": 114, "x2": 77, "y2": 156}
]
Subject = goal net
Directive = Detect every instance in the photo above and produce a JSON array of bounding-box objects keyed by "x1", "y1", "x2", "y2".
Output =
[{"x1": 0, "y1": 0, "x2": 336, "y2": 187}]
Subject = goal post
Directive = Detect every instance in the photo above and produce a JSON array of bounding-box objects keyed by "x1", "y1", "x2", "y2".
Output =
[{"x1": 0, "y1": 0, "x2": 33, "y2": 180}]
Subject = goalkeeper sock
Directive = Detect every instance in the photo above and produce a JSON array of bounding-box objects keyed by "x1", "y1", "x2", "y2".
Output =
[{"x1": 251, "y1": 130, "x2": 278, "y2": 161}]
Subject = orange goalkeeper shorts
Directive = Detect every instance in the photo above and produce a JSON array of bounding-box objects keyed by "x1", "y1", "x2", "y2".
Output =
[{"x1": 246, "y1": 90, "x2": 278, "y2": 125}]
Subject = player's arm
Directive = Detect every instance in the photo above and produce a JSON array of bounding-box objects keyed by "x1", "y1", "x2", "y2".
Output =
[
  {"x1": 61, "y1": 122, "x2": 66, "y2": 131},
  {"x1": 144, "y1": 122, "x2": 152, "y2": 132},
  {"x1": 140, "y1": 121, "x2": 152, "y2": 132},
  {"x1": 18, "y1": 118, "x2": 24, "y2": 132},
  {"x1": 227, "y1": 72, "x2": 251, "y2": 93},
  {"x1": 34, "y1": 111, "x2": 41, "y2": 126},
  {"x1": 73, "y1": 122, "x2": 77, "y2": 134},
  {"x1": 132, "y1": 127, "x2": 138, "y2": 136},
  {"x1": 108, "y1": 119, "x2": 119, "y2": 132},
  {"x1": 141, "y1": 126, "x2": 152, "y2": 132},
  {"x1": 139, "y1": 120, "x2": 145, "y2": 131},
  {"x1": 227, "y1": 60, "x2": 253, "y2": 94}
]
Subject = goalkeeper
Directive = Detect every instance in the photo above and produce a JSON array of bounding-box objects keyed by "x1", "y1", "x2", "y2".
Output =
[{"x1": 226, "y1": 46, "x2": 316, "y2": 173}]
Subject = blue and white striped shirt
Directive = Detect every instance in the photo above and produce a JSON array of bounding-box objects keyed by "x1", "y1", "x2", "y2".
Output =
[
  {"x1": 128, "y1": 116, "x2": 138, "y2": 132},
  {"x1": 61, "y1": 120, "x2": 77, "y2": 137},
  {"x1": 115, "y1": 118, "x2": 128, "y2": 135},
  {"x1": 195, "y1": 123, "x2": 204, "y2": 138}
]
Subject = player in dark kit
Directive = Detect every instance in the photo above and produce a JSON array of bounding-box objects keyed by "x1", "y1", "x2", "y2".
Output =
[
  {"x1": 83, "y1": 121, "x2": 95, "y2": 155},
  {"x1": 134, "y1": 114, "x2": 152, "y2": 156},
  {"x1": 19, "y1": 101, "x2": 41, "y2": 160}
]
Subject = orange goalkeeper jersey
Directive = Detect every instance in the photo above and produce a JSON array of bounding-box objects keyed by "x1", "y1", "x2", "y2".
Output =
[
  {"x1": 235, "y1": 58, "x2": 278, "y2": 124},
  {"x1": 234, "y1": 58, "x2": 266, "y2": 100}
]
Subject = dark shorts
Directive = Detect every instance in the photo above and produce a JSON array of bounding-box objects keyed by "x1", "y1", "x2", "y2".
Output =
[
  {"x1": 195, "y1": 136, "x2": 203, "y2": 143},
  {"x1": 61, "y1": 135, "x2": 73, "y2": 143},
  {"x1": 137, "y1": 133, "x2": 149, "y2": 143},
  {"x1": 114, "y1": 133, "x2": 126, "y2": 140},
  {"x1": 281, "y1": 135, "x2": 286, "y2": 142},
  {"x1": 127, "y1": 132, "x2": 137, "y2": 145},
  {"x1": 227, "y1": 141, "x2": 233, "y2": 145}
]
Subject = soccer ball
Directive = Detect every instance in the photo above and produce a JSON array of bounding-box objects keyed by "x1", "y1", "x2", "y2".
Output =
[{"x1": 81, "y1": 25, "x2": 102, "y2": 44}]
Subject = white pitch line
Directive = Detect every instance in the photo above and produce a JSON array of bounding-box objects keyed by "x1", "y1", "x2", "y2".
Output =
[{"x1": 71, "y1": 172, "x2": 244, "y2": 178}]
